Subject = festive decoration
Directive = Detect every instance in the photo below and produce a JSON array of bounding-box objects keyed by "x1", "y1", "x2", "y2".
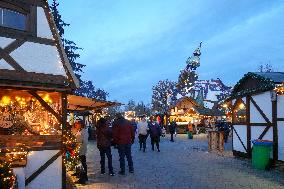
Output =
[
  {"x1": 176, "y1": 42, "x2": 202, "y2": 96},
  {"x1": 0, "y1": 161, "x2": 17, "y2": 189},
  {"x1": 0, "y1": 90, "x2": 61, "y2": 135},
  {"x1": 0, "y1": 147, "x2": 28, "y2": 167},
  {"x1": 151, "y1": 79, "x2": 177, "y2": 113},
  {"x1": 229, "y1": 72, "x2": 275, "y2": 99},
  {"x1": 275, "y1": 83, "x2": 284, "y2": 95},
  {"x1": 63, "y1": 129, "x2": 79, "y2": 171}
]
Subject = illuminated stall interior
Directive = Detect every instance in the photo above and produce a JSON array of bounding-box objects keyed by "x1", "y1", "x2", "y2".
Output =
[
  {"x1": 169, "y1": 96, "x2": 224, "y2": 132},
  {"x1": 0, "y1": 89, "x2": 62, "y2": 136}
]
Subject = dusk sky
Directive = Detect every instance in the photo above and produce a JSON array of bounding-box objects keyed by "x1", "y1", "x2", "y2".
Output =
[{"x1": 59, "y1": 0, "x2": 284, "y2": 104}]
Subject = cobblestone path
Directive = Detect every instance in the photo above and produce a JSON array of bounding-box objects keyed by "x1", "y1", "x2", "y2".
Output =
[{"x1": 76, "y1": 134, "x2": 284, "y2": 189}]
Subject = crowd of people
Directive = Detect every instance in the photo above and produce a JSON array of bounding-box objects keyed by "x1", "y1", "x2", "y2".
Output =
[{"x1": 73, "y1": 114, "x2": 176, "y2": 184}]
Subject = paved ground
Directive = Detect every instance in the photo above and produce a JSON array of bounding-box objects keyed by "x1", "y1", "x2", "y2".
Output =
[{"x1": 76, "y1": 134, "x2": 284, "y2": 189}]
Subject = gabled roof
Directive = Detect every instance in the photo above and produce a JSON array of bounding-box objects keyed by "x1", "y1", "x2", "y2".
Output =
[
  {"x1": 0, "y1": 0, "x2": 79, "y2": 91},
  {"x1": 194, "y1": 106, "x2": 225, "y2": 116},
  {"x1": 229, "y1": 72, "x2": 284, "y2": 100},
  {"x1": 169, "y1": 96, "x2": 198, "y2": 109}
]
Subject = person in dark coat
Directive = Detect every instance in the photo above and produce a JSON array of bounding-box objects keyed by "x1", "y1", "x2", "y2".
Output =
[
  {"x1": 169, "y1": 120, "x2": 177, "y2": 142},
  {"x1": 112, "y1": 114, "x2": 135, "y2": 175},
  {"x1": 148, "y1": 116, "x2": 161, "y2": 152},
  {"x1": 96, "y1": 118, "x2": 115, "y2": 176}
]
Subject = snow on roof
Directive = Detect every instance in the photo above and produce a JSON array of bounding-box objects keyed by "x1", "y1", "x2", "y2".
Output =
[{"x1": 253, "y1": 72, "x2": 284, "y2": 83}]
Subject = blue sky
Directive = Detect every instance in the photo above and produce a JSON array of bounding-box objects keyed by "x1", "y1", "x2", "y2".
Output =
[{"x1": 59, "y1": 0, "x2": 284, "y2": 104}]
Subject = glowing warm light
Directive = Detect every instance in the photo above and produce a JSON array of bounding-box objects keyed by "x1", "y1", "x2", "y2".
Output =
[
  {"x1": 222, "y1": 104, "x2": 228, "y2": 108},
  {"x1": 239, "y1": 103, "x2": 245, "y2": 109},
  {"x1": 1, "y1": 96, "x2": 11, "y2": 105}
]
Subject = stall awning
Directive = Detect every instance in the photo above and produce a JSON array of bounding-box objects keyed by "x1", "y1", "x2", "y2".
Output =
[{"x1": 67, "y1": 95, "x2": 121, "y2": 111}]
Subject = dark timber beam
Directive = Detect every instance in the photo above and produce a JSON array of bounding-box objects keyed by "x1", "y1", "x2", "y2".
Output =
[
  {"x1": 28, "y1": 90, "x2": 62, "y2": 122},
  {"x1": 25, "y1": 151, "x2": 62, "y2": 186},
  {"x1": 0, "y1": 48, "x2": 26, "y2": 71}
]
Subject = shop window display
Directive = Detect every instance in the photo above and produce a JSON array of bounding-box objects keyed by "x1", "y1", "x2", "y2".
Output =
[{"x1": 0, "y1": 90, "x2": 62, "y2": 135}]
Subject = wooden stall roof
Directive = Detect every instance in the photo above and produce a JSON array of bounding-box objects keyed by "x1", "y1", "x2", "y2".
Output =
[
  {"x1": 169, "y1": 96, "x2": 198, "y2": 109},
  {"x1": 228, "y1": 72, "x2": 284, "y2": 100},
  {"x1": 169, "y1": 96, "x2": 224, "y2": 117},
  {"x1": 67, "y1": 95, "x2": 122, "y2": 111},
  {"x1": 194, "y1": 107, "x2": 225, "y2": 116}
]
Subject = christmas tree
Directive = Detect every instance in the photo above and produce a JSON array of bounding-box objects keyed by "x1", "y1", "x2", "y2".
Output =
[
  {"x1": 0, "y1": 161, "x2": 16, "y2": 189},
  {"x1": 176, "y1": 42, "x2": 202, "y2": 96}
]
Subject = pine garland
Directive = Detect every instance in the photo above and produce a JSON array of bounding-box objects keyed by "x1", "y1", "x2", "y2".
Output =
[
  {"x1": 229, "y1": 72, "x2": 275, "y2": 99},
  {"x1": 0, "y1": 161, "x2": 16, "y2": 189}
]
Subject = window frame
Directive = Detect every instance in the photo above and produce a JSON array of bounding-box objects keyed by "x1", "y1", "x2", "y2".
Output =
[
  {"x1": 0, "y1": 1, "x2": 37, "y2": 37},
  {"x1": 232, "y1": 99, "x2": 247, "y2": 125}
]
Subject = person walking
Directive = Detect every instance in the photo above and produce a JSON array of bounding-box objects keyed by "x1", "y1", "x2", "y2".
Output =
[
  {"x1": 113, "y1": 114, "x2": 135, "y2": 175},
  {"x1": 96, "y1": 118, "x2": 115, "y2": 176},
  {"x1": 148, "y1": 116, "x2": 161, "y2": 152},
  {"x1": 137, "y1": 115, "x2": 149, "y2": 152},
  {"x1": 169, "y1": 120, "x2": 177, "y2": 142},
  {"x1": 75, "y1": 120, "x2": 89, "y2": 184}
]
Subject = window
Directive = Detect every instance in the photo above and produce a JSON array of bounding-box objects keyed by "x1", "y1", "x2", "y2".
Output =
[
  {"x1": 233, "y1": 99, "x2": 246, "y2": 124},
  {"x1": 0, "y1": 8, "x2": 27, "y2": 30}
]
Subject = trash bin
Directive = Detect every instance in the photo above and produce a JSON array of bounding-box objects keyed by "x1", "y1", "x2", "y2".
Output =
[
  {"x1": 187, "y1": 131, "x2": 193, "y2": 139},
  {"x1": 252, "y1": 140, "x2": 273, "y2": 170}
]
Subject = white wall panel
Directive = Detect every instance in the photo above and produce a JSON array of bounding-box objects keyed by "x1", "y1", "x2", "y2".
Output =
[
  {"x1": 25, "y1": 150, "x2": 62, "y2": 189},
  {"x1": 250, "y1": 101, "x2": 266, "y2": 123},
  {"x1": 37, "y1": 7, "x2": 54, "y2": 39},
  {"x1": 251, "y1": 126, "x2": 273, "y2": 142},
  {"x1": 12, "y1": 168, "x2": 25, "y2": 189},
  {"x1": 278, "y1": 121, "x2": 284, "y2": 161},
  {"x1": 27, "y1": 156, "x2": 62, "y2": 189},
  {"x1": 233, "y1": 125, "x2": 247, "y2": 152},
  {"x1": 251, "y1": 91, "x2": 272, "y2": 122},
  {"x1": 0, "y1": 60, "x2": 14, "y2": 70},
  {"x1": 0, "y1": 37, "x2": 14, "y2": 48},
  {"x1": 278, "y1": 95, "x2": 284, "y2": 118},
  {"x1": 10, "y1": 42, "x2": 66, "y2": 76}
]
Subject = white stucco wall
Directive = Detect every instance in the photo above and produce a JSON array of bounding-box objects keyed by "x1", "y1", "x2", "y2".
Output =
[
  {"x1": 277, "y1": 95, "x2": 284, "y2": 118},
  {"x1": 10, "y1": 42, "x2": 66, "y2": 76},
  {"x1": 0, "y1": 59, "x2": 14, "y2": 70},
  {"x1": 0, "y1": 37, "x2": 14, "y2": 48},
  {"x1": 12, "y1": 168, "x2": 25, "y2": 189},
  {"x1": 12, "y1": 150, "x2": 62, "y2": 189},
  {"x1": 26, "y1": 156, "x2": 62, "y2": 189},
  {"x1": 250, "y1": 91, "x2": 272, "y2": 123},
  {"x1": 37, "y1": 7, "x2": 54, "y2": 39},
  {"x1": 233, "y1": 125, "x2": 247, "y2": 153},
  {"x1": 251, "y1": 126, "x2": 273, "y2": 142},
  {"x1": 278, "y1": 121, "x2": 284, "y2": 161}
]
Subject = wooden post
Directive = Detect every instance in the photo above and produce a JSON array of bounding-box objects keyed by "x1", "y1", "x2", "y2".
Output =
[
  {"x1": 208, "y1": 131, "x2": 212, "y2": 151},
  {"x1": 272, "y1": 97, "x2": 278, "y2": 162},
  {"x1": 218, "y1": 131, "x2": 224, "y2": 152},
  {"x1": 61, "y1": 92, "x2": 67, "y2": 189},
  {"x1": 246, "y1": 96, "x2": 252, "y2": 158}
]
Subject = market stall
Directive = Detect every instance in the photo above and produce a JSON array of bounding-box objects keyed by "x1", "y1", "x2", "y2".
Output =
[
  {"x1": 169, "y1": 96, "x2": 224, "y2": 133},
  {"x1": 226, "y1": 72, "x2": 284, "y2": 162},
  {"x1": 0, "y1": 0, "x2": 79, "y2": 188}
]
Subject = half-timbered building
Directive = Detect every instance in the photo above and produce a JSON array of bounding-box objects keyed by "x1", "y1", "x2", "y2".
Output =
[
  {"x1": 0, "y1": 0, "x2": 79, "y2": 188},
  {"x1": 227, "y1": 72, "x2": 284, "y2": 162}
]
